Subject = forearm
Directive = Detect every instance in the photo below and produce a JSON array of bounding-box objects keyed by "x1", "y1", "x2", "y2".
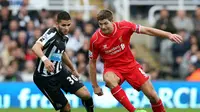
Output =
[
  {"x1": 89, "y1": 60, "x2": 98, "y2": 87},
  {"x1": 32, "y1": 43, "x2": 46, "y2": 59},
  {"x1": 141, "y1": 26, "x2": 172, "y2": 38},
  {"x1": 62, "y1": 52, "x2": 76, "y2": 71}
]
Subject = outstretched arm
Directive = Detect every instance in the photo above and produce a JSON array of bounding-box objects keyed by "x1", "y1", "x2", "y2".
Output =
[
  {"x1": 89, "y1": 59, "x2": 103, "y2": 96},
  {"x1": 89, "y1": 59, "x2": 98, "y2": 87},
  {"x1": 62, "y1": 52, "x2": 79, "y2": 77},
  {"x1": 139, "y1": 26, "x2": 183, "y2": 44}
]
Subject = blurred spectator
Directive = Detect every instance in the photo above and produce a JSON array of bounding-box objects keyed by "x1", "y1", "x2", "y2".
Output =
[
  {"x1": 0, "y1": 34, "x2": 11, "y2": 52},
  {"x1": 160, "y1": 39, "x2": 173, "y2": 65},
  {"x1": 0, "y1": 6, "x2": 12, "y2": 33},
  {"x1": 0, "y1": 37, "x2": 16, "y2": 67},
  {"x1": 0, "y1": 23, "x2": 2, "y2": 38},
  {"x1": 173, "y1": 10, "x2": 194, "y2": 33},
  {"x1": 3, "y1": 60, "x2": 22, "y2": 81},
  {"x1": 66, "y1": 28, "x2": 84, "y2": 52},
  {"x1": 186, "y1": 68, "x2": 200, "y2": 81},
  {"x1": 179, "y1": 44, "x2": 199, "y2": 79},
  {"x1": 77, "y1": 62, "x2": 89, "y2": 81},
  {"x1": 9, "y1": 19, "x2": 19, "y2": 40},
  {"x1": 88, "y1": 8, "x2": 99, "y2": 30},
  {"x1": 77, "y1": 39, "x2": 90, "y2": 63},
  {"x1": 0, "y1": 0, "x2": 9, "y2": 7},
  {"x1": 11, "y1": 47, "x2": 25, "y2": 71},
  {"x1": 154, "y1": 8, "x2": 176, "y2": 53},
  {"x1": 17, "y1": 30, "x2": 28, "y2": 51},
  {"x1": 22, "y1": 0, "x2": 29, "y2": 7},
  {"x1": 45, "y1": 17, "x2": 55, "y2": 29},
  {"x1": 15, "y1": 6, "x2": 30, "y2": 30},
  {"x1": 74, "y1": 11, "x2": 85, "y2": 31},
  {"x1": 27, "y1": 28, "x2": 42, "y2": 47},
  {"x1": 194, "y1": 6, "x2": 200, "y2": 39},
  {"x1": 25, "y1": 48, "x2": 37, "y2": 61},
  {"x1": 38, "y1": 8, "x2": 50, "y2": 24},
  {"x1": 21, "y1": 60, "x2": 35, "y2": 82},
  {"x1": 83, "y1": 22, "x2": 95, "y2": 39},
  {"x1": 26, "y1": 20, "x2": 35, "y2": 39},
  {"x1": 171, "y1": 29, "x2": 190, "y2": 77},
  {"x1": 193, "y1": 51, "x2": 200, "y2": 68}
]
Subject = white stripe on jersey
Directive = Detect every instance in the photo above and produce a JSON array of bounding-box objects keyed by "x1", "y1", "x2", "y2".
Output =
[{"x1": 36, "y1": 28, "x2": 56, "y2": 46}]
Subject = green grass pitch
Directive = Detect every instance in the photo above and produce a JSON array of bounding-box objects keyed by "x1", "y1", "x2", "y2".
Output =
[{"x1": 0, "y1": 108, "x2": 199, "y2": 112}]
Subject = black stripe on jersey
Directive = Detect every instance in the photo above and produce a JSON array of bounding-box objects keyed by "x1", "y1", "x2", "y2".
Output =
[
  {"x1": 39, "y1": 43, "x2": 55, "y2": 73},
  {"x1": 42, "y1": 36, "x2": 56, "y2": 50},
  {"x1": 53, "y1": 48, "x2": 59, "y2": 74}
]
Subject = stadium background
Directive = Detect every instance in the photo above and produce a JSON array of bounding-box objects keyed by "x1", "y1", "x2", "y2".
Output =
[{"x1": 0, "y1": 0, "x2": 200, "y2": 111}]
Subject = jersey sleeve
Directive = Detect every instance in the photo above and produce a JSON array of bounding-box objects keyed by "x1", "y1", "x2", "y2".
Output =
[
  {"x1": 36, "y1": 28, "x2": 56, "y2": 47},
  {"x1": 89, "y1": 33, "x2": 99, "y2": 60},
  {"x1": 119, "y1": 20, "x2": 141, "y2": 33}
]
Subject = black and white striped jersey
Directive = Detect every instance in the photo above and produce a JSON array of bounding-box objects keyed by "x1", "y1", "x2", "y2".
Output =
[{"x1": 35, "y1": 27, "x2": 69, "y2": 77}]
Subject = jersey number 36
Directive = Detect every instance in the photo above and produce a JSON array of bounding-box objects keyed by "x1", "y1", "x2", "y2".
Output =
[{"x1": 66, "y1": 75, "x2": 79, "y2": 85}]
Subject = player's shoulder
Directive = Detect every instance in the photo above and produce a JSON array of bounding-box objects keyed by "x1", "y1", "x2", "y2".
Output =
[
  {"x1": 46, "y1": 27, "x2": 57, "y2": 34},
  {"x1": 116, "y1": 20, "x2": 136, "y2": 28},
  {"x1": 90, "y1": 30, "x2": 100, "y2": 42},
  {"x1": 43, "y1": 27, "x2": 57, "y2": 38}
]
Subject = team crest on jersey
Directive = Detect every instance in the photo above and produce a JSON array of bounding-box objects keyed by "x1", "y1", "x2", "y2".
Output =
[{"x1": 103, "y1": 44, "x2": 108, "y2": 49}]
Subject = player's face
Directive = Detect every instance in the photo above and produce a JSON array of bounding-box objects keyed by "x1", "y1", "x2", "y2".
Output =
[
  {"x1": 98, "y1": 19, "x2": 113, "y2": 34},
  {"x1": 57, "y1": 20, "x2": 71, "y2": 35}
]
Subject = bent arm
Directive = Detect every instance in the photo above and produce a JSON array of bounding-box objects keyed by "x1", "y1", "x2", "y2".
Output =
[
  {"x1": 32, "y1": 42, "x2": 46, "y2": 59},
  {"x1": 140, "y1": 26, "x2": 172, "y2": 38},
  {"x1": 89, "y1": 59, "x2": 98, "y2": 87}
]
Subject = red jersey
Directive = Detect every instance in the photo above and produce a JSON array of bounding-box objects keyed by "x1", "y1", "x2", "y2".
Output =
[{"x1": 89, "y1": 20, "x2": 140, "y2": 73}]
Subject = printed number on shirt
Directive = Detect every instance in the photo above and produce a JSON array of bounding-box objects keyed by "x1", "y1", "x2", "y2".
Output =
[
  {"x1": 66, "y1": 75, "x2": 79, "y2": 85},
  {"x1": 139, "y1": 68, "x2": 148, "y2": 78}
]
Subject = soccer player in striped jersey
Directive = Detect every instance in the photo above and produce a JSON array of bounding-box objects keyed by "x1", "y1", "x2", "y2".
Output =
[
  {"x1": 89, "y1": 9, "x2": 183, "y2": 112},
  {"x1": 32, "y1": 11, "x2": 94, "y2": 112}
]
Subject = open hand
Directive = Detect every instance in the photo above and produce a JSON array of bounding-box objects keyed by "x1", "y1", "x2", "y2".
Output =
[
  {"x1": 169, "y1": 34, "x2": 183, "y2": 44},
  {"x1": 72, "y1": 70, "x2": 80, "y2": 78},
  {"x1": 43, "y1": 60, "x2": 54, "y2": 72}
]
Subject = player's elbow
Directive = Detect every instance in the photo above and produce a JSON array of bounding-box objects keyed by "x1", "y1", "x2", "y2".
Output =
[
  {"x1": 31, "y1": 44, "x2": 37, "y2": 53},
  {"x1": 32, "y1": 43, "x2": 42, "y2": 53}
]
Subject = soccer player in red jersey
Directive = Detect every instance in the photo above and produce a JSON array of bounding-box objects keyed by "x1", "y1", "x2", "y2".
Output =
[{"x1": 89, "y1": 9, "x2": 183, "y2": 112}]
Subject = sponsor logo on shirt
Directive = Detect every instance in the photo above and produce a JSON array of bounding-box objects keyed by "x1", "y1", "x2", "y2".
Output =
[{"x1": 105, "y1": 43, "x2": 125, "y2": 55}]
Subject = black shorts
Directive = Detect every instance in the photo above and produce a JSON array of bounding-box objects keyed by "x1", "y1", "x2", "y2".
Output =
[{"x1": 33, "y1": 68, "x2": 84, "y2": 110}]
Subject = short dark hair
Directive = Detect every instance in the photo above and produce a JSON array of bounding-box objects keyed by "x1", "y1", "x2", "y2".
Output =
[
  {"x1": 57, "y1": 11, "x2": 71, "y2": 23},
  {"x1": 97, "y1": 9, "x2": 113, "y2": 21}
]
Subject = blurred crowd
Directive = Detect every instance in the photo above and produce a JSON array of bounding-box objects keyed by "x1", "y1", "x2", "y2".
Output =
[
  {"x1": 151, "y1": 6, "x2": 200, "y2": 81},
  {"x1": 0, "y1": 0, "x2": 102, "y2": 82},
  {"x1": 0, "y1": 0, "x2": 199, "y2": 82}
]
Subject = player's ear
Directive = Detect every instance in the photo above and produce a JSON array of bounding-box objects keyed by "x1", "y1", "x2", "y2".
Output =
[{"x1": 55, "y1": 21, "x2": 59, "y2": 27}]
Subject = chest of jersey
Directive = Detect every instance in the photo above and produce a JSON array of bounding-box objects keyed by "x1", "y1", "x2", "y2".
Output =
[{"x1": 98, "y1": 30, "x2": 130, "y2": 56}]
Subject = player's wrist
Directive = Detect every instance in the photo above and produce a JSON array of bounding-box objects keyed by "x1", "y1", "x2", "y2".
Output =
[{"x1": 41, "y1": 55, "x2": 48, "y2": 62}]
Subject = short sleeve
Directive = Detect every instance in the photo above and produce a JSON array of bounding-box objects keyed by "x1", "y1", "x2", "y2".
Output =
[
  {"x1": 89, "y1": 33, "x2": 99, "y2": 60},
  {"x1": 119, "y1": 20, "x2": 141, "y2": 33},
  {"x1": 36, "y1": 28, "x2": 56, "y2": 47}
]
